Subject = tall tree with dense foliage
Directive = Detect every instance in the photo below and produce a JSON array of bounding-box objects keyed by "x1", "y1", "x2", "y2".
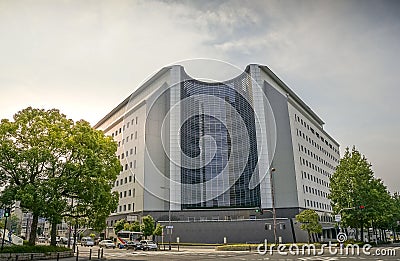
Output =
[
  {"x1": 141, "y1": 215, "x2": 155, "y2": 238},
  {"x1": 296, "y1": 209, "x2": 322, "y2": 243},
  {"x1": 329, "y1": 146, "x2": 392, "y2": 241},
  {"x1": 0, "y1": 107, "x2": 72, "y2": 244},
  {"x1": 0, "y1": 107, "x2": 119, "y2": 245}
]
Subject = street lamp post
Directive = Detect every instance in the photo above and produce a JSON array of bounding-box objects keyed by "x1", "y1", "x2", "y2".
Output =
[
  {"x1": 168, "y1": 204, "x2": 171, "y2": 251},
  {"x1": 269, "y1": 167, "x2": 277, "y2": 245},
  {"x1": 160, "y1": 186, "x2": 171, "y2": 250}
]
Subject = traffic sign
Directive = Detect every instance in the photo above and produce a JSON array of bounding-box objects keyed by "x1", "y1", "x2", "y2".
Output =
[
  {"x1": 166, "y1": 225, "x2": 173, "y2": 229},
  {"x1": 335, "y1": 214, "x2": 342, "y2": 222}
]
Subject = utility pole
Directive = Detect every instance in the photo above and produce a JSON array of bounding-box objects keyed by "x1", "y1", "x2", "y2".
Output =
[{"x1": 269, "y1": 168, "x2": 277, "y2": 245}]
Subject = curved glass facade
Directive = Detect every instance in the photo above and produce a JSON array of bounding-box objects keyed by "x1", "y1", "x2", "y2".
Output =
[{"x1": 180, "y1": 73, "x2": 260, "y2": 209}]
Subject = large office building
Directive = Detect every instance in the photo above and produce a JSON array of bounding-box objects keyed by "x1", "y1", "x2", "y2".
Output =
[{"x1": 94, "y1": 64, "x2": 340, "y2": 243}]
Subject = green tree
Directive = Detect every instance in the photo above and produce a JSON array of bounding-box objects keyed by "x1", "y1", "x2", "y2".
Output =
[
  {"x1": 329, "y1": 146, "x2": 392, "y2": 241},
  {"x1": 0, "y1": 108, "x2": 120, "y2": 246},
  {"x1": 153, "y1": 224, "x2": 163, "y2": 236},
  {"x1": 114, "y1": 219, "x2": 126, "y2": 233},
  {"x1": 296, "y1": 209, "x2": 322, "y2": 243},
  {"x1": 0, "y1": 107, "x2": 72, "y2": 245},
  {"x1": 124, "y1": 221, "x2": 141, "y2": 232},
  {"x1": 46, "y1": 120, "x2": 119, "y2": 245},
  {"x1": 141, "y1": 215, "x2": 155, "y2": 238}
]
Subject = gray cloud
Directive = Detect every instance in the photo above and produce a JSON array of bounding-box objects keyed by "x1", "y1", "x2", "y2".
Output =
[{"x1": 0, "y1": 0, "x2": 398, "y2": 191}]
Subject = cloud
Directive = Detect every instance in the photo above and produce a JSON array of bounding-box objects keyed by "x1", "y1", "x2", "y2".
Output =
[{"x1": 0, "y1": 0, "x2": 399, "y2": 191}]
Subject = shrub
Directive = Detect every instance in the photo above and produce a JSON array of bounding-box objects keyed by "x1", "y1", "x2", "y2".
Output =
[{"x1": 0, "y1": 245, "x2": 71, "y2": 253}]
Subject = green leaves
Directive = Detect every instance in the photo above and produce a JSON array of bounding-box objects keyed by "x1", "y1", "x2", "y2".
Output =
[
  {"x1": 329, "y1": 146, "x2": 394, "y2": 231},
  {"x1": 296, "y1": 209, "x2": 322, "y2": 243},
  {"x1": 0, "y1": 107, "x2": 120, "y2": 244}
]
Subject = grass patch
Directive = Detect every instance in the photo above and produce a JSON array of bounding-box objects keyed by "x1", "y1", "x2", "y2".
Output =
[{"x1": 0, "y1": 245, "x2": 71, "y2": 253}]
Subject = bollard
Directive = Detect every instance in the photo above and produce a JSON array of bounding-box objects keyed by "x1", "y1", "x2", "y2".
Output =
[
  {"x1": 97, "y1": 248, "x2": 100, "y2": 259},
  {"x1": 89, "y1": 248, "x2": 92, "y2": 260},
  {"x1": 76, "y1": 248, "x2": 79, "y2": 261},
  {"x1": 101, "y1": 248, "x2": 103, "y2": 259},
  {"x1": 57, "y1": 252, "x2": 60, "y2": 261}
]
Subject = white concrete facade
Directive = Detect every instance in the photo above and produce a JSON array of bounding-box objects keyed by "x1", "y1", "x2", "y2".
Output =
[{"x1": 95, "y1": 64, "x2": 339, "y2": 225}]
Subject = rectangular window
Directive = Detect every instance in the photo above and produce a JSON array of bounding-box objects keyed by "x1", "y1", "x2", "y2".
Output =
[
  {"x1": 135, "y1": 131, "x2": 137, "y2": 139},
  {"x1": 128, "y1": 204, "x2": 131, "y2": 210},
  {"x1": 119, "y1": 206, "x2": 122, "y2": 212},
  {"x1": 128, "y1": 189, "x2": 131, "y2": 196},
  {"x1": 132, "y1": 188, "x2": 135, "y2": 197},
  {"x1": 124, "y1": 191, "x2": 127, "y2": 197},
  {"x1": 129, "y1": 175, "x2": 132, "y2": 182}
]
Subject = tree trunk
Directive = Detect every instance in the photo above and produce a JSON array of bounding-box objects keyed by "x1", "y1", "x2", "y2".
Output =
[
  {"x1": 28, "y1": 213, "x2": 39, "y2": 245},
  {"x1": 307, "y1": 230, "x2": 311, "y2": 244},
  {"x1": 50, "y1": 221, "x2": 58, "y2": 246}
]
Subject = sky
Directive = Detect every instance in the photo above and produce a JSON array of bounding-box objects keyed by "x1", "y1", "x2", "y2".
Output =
[{"x1": 0, "y1": 0, "x2": 399, "y2": 192}]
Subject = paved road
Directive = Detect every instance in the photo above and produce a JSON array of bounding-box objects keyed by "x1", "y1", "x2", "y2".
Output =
[{"x1": 40, "y1": 245, "x2": 400, "y2": 261}]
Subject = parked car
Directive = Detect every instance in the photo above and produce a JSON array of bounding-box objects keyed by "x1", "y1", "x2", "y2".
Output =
[
  {"x1": 140, "y1": 240, "x2": 158, "y2": 251},
  {"x1": 81, "y1": 237, "x2": 94, "y2": 247},
  {"x1": 59, "y1": 237, "x2": 69, "y2": 244},
  {"x1": 125, "y1": 241, "x2": 144, "y2": 251},
  {"x1": 99, "y1": 240, "x2": 116, "y2": 249},
  {"x1": 37, "y1": 236, "x2": 47, "y2": 243}
]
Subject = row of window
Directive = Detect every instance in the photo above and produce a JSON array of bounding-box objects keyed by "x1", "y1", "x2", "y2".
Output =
[
  {"x1": 119, "y1": 148, "x2": 137, "y2": 159},
  {"x1": 297, "y1": 129, "x2": 338, "y2": 169},
  {"x1": 303, "y1": 185, "x2": 329, "y2": 199},
  {"x1": 294, "y1": 113, "x2": 339, "y2": 155},
  {"x1": 301, "y1": 171, "x2": 329, "y2": 188},
  {"x1": 305, "y1": 199, "x2": 331, "y2": 211},
  {"x1": 114, "y1": 203, "x2": 135, "y2": 214},
  {"x1": 112, "y1": 117, "x2": 139, "y2": 137},
  {"x1": 319, "y1": 215, "x2": 333, "y2": 223},
  {"x1": 117, "y1": 132, "x2": 138, "y2": 147},
  {"x1": 114, "y1": 174, "x2": 136, "y2": 187},
  {"x1": 119, "y1": 188, "x2": 136, "y2": 198},
  {"x1": 298, "y1": 143, "x2": 335, "y2": 171},
  {"x1": 300, "y1": 156, "x2": 332, "y2": 179}
]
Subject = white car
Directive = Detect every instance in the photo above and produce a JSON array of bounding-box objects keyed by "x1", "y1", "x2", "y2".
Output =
[
  {"x1": 140, "y1": 240, "x2": 158, "y2": 251},
  {"x1": 99, "y1": 240, "x2": 115, "y2": 248},
  {"x1": 81, "y1": 237, "x2": 94, "y2": 247}
]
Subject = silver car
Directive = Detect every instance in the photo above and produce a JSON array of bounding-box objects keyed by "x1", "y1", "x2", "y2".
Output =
[
  {"x1": 140, "y1": 240, "x2": 158, "y2": 251},
  {"x1": 99, "y1": 240, "x2": 115, "y2": 249}
]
